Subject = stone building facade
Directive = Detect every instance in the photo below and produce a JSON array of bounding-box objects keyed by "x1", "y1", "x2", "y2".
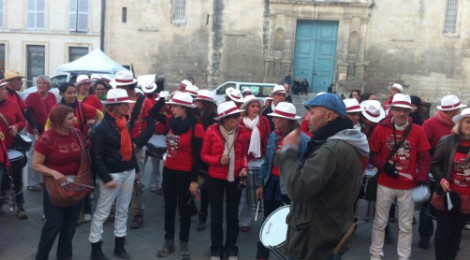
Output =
[
  {"x1": 0, "y1": 0, "x2": 101, "y2": 87},
  {"x1": 104, "y1": 0, "x2": 469, "y2": 103}
]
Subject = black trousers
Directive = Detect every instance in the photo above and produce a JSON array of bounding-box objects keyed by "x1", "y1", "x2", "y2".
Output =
[
  {"x1": 207, "y1": 176, "x2": 242, "y2": 257},
  {"x1": 36, "y1": 190, "x2": 82, "y2": 260},
  {"x1": 434, "y1": 209, "x2": 470, "y2": 260},
  {"x1": 162, "y1": 167, "x2": 192, "y2": 242}
]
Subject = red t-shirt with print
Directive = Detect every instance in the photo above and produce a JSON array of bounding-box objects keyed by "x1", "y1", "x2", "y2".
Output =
[
  {"x1": 164, "y1": 123, "x2": 204, "y2": 172},
  {"x1": 450, "y1": 140, "x2": 470, "y2": 195},
  {"x1": 35, "y1": 129, "x2": 82, "y2": 176},
  {"x1": 369, "y1": 122, "x2": 431, "y2": 189}
]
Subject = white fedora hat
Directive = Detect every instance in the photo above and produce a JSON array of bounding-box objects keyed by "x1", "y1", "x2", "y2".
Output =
[
  {"x1": 268, "y1": 102, "x2": 301, "y2": 120},
  {"x1": 452, "y1": 108, "x2": 470, "y2": 123},
  {"x1": 242, "y1": 88, "x2": 252, "y2": 95},
  {"x1": 185, "y1": 84, "x2": 200, "y2": 97},
  {"x1": 271, "y1": 84, "x2": 286, "y2": 94},
  {"x1": 241, "y1": 95, "x2": 264, "y2": 110},
  {"x1": 343, "y1": 98, "x2": 363, "y2": 113},
  {"x1": 214, "y1": 101, "x2": 243, "y2": 120},
  {"x1": 141, "y1": 81, "x2": 157, "y2": 93},
  {"x1": 361, "y1": 100, "x2": 385, "y2": 123},
  {"x1": 387, "y1": 83, "x2": 404, "y2": 93},
  {"x1": 390, "y1": 93, "x2": 415, "y2": 110},
  {"x1": 165, "y1": 92, "x2": 197, "y2": 108},
  {"x1": 102, "y1": 88, "x2": 136, "y2": 105},
  {"x1": 75, "y1": 75, "x2": 91, "y2": 86},
  {"x1": 437, "y1": 95, "x2": 467, "y2": 111},
  {"x1": 178, "y1": 79, "x2": 192, "y2": 90},
  {"x1": 194, "y1": 89, "x2": 217, "y2": 104},
  {"x1": 225, "y1": 88, "x2": 244, "y2": 103},
  {"x1": 110, "y1": 70, "x2": 137, "y2": 88}
]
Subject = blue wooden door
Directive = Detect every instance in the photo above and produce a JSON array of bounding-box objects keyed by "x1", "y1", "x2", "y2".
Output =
[{"x1": 293, "y1": 21, "x2": 338, "y2": 93}]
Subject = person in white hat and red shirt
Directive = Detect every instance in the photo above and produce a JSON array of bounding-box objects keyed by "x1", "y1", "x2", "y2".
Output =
[
  {"x1": 201, "y1": 101, "x2": 250, "y2": 260},
  {"x1": 192, "y1": 89, "x2": 218, "y2": 231},
  {"x1": 112, "y1": 70, "x2": 156, "y2": 229},
  {"x1": 255, "y1": 102, "x2": 309, "y2": 260},
  {"x1": 157, "y1": 92, "x2": 204, "y2": 260},
  {"x1": 225, "y1": 88, "x2": 244, "y2": 108},
  {"x1": 430, "y1": 107, "x2": 470, "y2": 260},
  {"x1": 419, "y1": 94, "x2": 467, "y2": 248},
  {"x1": 383, "y1": 83, "x2": 404, "y2": 115},
  {"x1": 369, "y1": 93, "x2": 432, "y2": 260},
  {"x1": 262, "y1": 84, "x2": 287, "y2": 130},
  {"x1": 76, "y1": 75, "x2": 104, "y2": 111},
  {"x1": 241, "y1": 88, "x2": 252, "y2": 98},
  {"x1": 89, "y1": 88, "x2": 137, "y2": 260},
  {"x1": 360, "y1": 100, "x2": 385, "y2": 138},
  {"x1": 237, "y1": 95, "x2": 271, "y2": 233},
  {"x1": 343, "y1": 98, "x2": 364, "y2": 130}
]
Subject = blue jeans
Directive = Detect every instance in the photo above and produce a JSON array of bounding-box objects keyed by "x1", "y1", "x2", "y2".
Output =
[{"x1": 36, "y1": 190, "x2": 82, "y2": 260}]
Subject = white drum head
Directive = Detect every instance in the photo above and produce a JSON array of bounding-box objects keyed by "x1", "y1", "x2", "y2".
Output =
[
  {"x1": 7, "y1": 149, "x2": 23, "y2": 160},
  {"x1": 412, "y1": 185, "x2": 430, "y2": 203},
  {"x1": 20, "y1": 134, "x2": 32, "y2": 142},
  {"x1": 149, "y1": 135, "x2": 166, "y2": 148},
  {"x1": 260, "y1": 205, "x2": 290, "y2": 248}
]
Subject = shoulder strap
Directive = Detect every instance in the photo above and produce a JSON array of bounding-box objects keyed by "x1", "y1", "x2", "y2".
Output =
[
  {"x1": 0, "y1": 112, "x2": 10, "y2": 127},
  {"x1": 129, "y1": 94, "x2": 145, "y2": 130},
  {"x1": 385, "y1": 123, "x2": 412, "y2": 162}
]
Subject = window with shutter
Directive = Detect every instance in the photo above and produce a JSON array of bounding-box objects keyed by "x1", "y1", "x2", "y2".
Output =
[
  {"x1": 443, "y1": 0, "x2": 458, "y2": 34},
  {"x1": 69, "y1": 0, "x2": 88, "y2": 32},
  {"x1": 172, "y1": 0, "x2": 186, "y2": 24},
  {"x1": 26, "y1": 0, "x2": 45, "y2": 30},
  {"x1": 0, "y1": 0, "x2": 4, "y2": 28}
]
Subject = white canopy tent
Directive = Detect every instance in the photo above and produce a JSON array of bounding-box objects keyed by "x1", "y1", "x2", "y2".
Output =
[{"x1": 56, "y1": 48, "x2": 130, "y2": 74}]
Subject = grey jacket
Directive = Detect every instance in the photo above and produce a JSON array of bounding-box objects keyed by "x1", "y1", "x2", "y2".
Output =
[{"x1": 278, "y1": 129, "x2": 369, "y2": 260}]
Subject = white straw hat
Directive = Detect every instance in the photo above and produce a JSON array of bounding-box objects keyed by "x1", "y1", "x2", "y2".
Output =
[
  {"x1": 110, "y1": 70, "x2": 137, "y2": 88},
  {"x1": 165, "y1": 92, "x2": 197, "y2": 108},
  {"x1": 271, "y1": 84, "x2": 286, "y2": 94},
  {"x1": 437, "y1": 95, "x2": 467, "y2": 111},
  {"x1": 390, "y1": 93, "x2": 415, "y2": 110},
  {"x1": 75, "y1": 75, "x2": 91, "y2": 86},
  {"x1": 141, "y1": 82, "x2": 157, "y2": 93},
  {"x1": 241, "y1": 95, "x2": 264, "y2": 110},
  {"x1": 387, "y1": 83, "x2": 404, "y2": 93},
  {"x1": 102, "y1": 88, "x2": 136, "y2": 104},
  {"x1": 361, "y1": 100, "x2": 385, "y2": 123},
  {"x1": 452, "y1": 108, "x2": 470, "y2": 123},
  {"x1": 194, "y1": 89, "x2": 217, "y2": 104},
  {"x1": 214, "y1": 101, "x2": 243, "y2": 120},
  {"x1": 343, "y1": 98, "x2": 363, "y2": 113},
  {"x1": 185, "y1": 85, "x2": 199, "y2": 97},
  {"x1": 225, "y1": 88, "x2": 244, "y2": 103}
]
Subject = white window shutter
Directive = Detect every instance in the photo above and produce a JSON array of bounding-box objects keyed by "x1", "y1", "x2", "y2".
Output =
[
  {"x1": 69, "y1": 0, "x2": 77, "y2": 31},
  {"x1": 77, "y1": 0, "x2": 88, "y2": 31}
]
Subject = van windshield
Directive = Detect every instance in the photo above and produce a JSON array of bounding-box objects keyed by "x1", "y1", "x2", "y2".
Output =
[{"x1": 240, "y1": 85, "x2": 273, "y2": 97}]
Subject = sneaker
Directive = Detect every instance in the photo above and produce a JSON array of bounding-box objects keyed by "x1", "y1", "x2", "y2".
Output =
[
  {"x1": 16, "y1": 208, "x2": 28, "y2": 219},
  {"x1": 157, "y1": 240, "x2": 175, "y2": 257},
  {"x1": 83, "y1": 213, "x2": 92, "y2": 222},
  {"x1": 130, "y1": 215, "x2": 143, "y2": 229},
  {"x1": 27, "y1": 185, "x2": 41, "y2": 192}
]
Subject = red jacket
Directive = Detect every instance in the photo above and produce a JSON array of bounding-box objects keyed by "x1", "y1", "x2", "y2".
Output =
[
  {"x1": 422, "y1": 115, "x2": 453, "y2": 150},
  {"x1": 201, "y1": 123, "x2": 250, "y2": 180},
  {"x1": 239, "y1": 115, "x2": 271, "y2": 159}
]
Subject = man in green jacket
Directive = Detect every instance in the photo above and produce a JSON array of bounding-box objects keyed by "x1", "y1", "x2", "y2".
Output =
[{"x1": 278, "y1": 93, "x2": 369, "y2": 260}]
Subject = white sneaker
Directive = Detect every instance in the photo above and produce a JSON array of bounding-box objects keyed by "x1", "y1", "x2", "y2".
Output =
[
  {"x1": 83, "y1": 213, "x2": 92, "y2": 222},
  {"x1": 465, "y1": 223, "x2": 470, "y2": 230}
]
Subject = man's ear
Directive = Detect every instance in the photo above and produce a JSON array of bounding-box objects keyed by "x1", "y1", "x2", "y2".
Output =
[{"x1": 325, "y1": 110, "x2": 339, "y2": 122}]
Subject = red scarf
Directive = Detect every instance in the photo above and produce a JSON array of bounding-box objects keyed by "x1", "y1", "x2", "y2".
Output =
[
  {"x1": 435, "y1": 111, "x2": 455, "y2": 128},
  {"x1": 108, "y1": 111, "x2": 133, "y2": 161}
]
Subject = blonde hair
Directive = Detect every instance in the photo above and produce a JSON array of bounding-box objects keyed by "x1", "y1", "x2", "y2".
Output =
[{"x1": 452, "y1": 117, "x2": 470, "y2": 135}]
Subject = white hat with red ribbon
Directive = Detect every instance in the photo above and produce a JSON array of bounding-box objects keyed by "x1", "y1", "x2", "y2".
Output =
[{"x1": 268, "y1": 102, "x2": 301, "y2": 120}]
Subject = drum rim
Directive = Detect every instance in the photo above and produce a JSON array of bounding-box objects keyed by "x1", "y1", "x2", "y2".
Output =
[{"x1": 259, "y1": 205, "x2": 290, "y2": 247}]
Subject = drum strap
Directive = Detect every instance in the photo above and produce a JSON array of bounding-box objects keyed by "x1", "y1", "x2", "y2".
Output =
[{"x1": 332, "y1": 218, "x2": 357, "y2": 254}]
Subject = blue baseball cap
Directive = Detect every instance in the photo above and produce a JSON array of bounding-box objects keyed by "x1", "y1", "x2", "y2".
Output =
[{"x1": 303, "y1": 93, "x2": 347, "y2": 117}]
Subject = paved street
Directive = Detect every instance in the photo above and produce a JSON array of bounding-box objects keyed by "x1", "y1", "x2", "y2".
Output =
[{"x1": 1, "y1": 163, "x2": 469, "y2": 260}]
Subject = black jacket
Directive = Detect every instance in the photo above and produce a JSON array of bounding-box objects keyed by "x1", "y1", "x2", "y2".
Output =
[
  {"x1": 431, "y1": 133, "x2": 460, "y2": 195},
  {"x1": 91, "y1": 112, "x2": 139, "y2": 183}
]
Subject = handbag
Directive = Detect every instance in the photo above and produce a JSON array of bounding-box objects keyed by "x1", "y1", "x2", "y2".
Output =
[
  {"x1": 365, "y1": 123, "x2": 412, "y2": 201},
  {"x1": 44, "y1": 129, "x2": 94, "y2": 207}
]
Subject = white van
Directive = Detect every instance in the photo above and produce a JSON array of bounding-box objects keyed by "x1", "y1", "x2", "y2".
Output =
[{"x1": 212, "y1": 81, "x2": 276, "y2": 103}]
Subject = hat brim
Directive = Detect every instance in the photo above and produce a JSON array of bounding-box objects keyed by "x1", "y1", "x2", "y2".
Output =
[
  {"x1": 102, "y1": 100, "x2": 136, "y2": 105},
  {"x1": 165, "y1": 101, "x2": 197, "y2": 109},
  {"x1": 346, "y1": 108, "x2": 363, "y2": 113},
  {"x1": 452, "y1": 114, "x2": 470, "y2": 123},
  {"x1": 227, "y1": 96, "x2": 244, "y2": 103},
  {"x1": 214, "y1": 109, "x2": 243, "y2": 121},
  {"x1": 240, "y1": 98, "x2": 264, "y2": 110},
  {"x1": 110, "y1": 79, "x2": 138, "y2": 88},
  {"x1": 194, "y1": 97, "x2": 217, "y2": 104},
  {"x1": 141, "y1": 86, "x2": 157, "y2": 93},
  {"x1": 4, "y1": 75, "x2": 25, "y2": 81},
  {"x1": 437, "y1": 104, "x2": 467, "y2": 111},
  {"x1": 267, "y1": 112, "x2": 301, "y2": 120},
  {"x1": 390, "y1": 104, "x2": 416, "y2": 111}
]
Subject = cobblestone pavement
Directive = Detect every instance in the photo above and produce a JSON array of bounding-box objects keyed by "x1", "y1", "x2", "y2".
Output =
[{"x1": 0, "y1": 165, "x2": 469, "y2": 260}]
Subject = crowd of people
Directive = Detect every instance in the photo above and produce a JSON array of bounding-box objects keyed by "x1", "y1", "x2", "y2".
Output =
[{"x1": 0, "y1": 69, "x2": 469, "y2": 260}]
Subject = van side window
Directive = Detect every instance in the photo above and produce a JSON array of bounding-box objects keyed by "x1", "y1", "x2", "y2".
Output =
[{"x1": 216, "y1": 83, "x2": 236, "y2": 95}]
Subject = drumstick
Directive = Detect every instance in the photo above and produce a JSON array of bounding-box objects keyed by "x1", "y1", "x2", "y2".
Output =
[
  {"x1": 65, "y1": 181, "x2": 95, "y2": 189},
  {"x1": 254, "y1": 200, "x2": 261, "y2": 222}
]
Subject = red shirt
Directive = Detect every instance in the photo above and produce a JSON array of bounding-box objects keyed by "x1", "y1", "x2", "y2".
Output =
[
  {"x1": 0, "y1": 99, "x2": 26, "y2": 148},
  {"x1": 0, "y1": 130, "x2": 9, "y2": 167},
  {"x1": 300, "y1": 112, "x2": 313, "y2": 137},
  {"x1": 35, "y1": 129, "x2": 82, "y2": 176},
  {"x1": 164, "y1": 123, "x2": 204, "y2": 172},
  {"x1": 82, "y1": 94, "x2": 103, "y2": 111},
  {"x1": 271, "y1": 139, "x2": 283, "y2": 176},
  {"x1": 239, "y1": 115, "x2": 271, "y2": 159},
  {"x1": 147, "y1": 96, "x2": 167, "y2": 135},
  {"x1": 449, "y1": 140, "x2": 470, "y2": 195},
  {"x1": 369, "y1": 118, "x2": 431, "y2": 189},
  {"x1": 7, "y1": 88, "x2": 26, "y2": 111},
  {"x1": 422, "y1": 116, "x2": 453, "y2": 149},
  {"x1": 128, "y1": 94, "x2": 153, "y2": 139},
  {"x1": 25, "y1": 92, "x2": 57, "y2": 133}
]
